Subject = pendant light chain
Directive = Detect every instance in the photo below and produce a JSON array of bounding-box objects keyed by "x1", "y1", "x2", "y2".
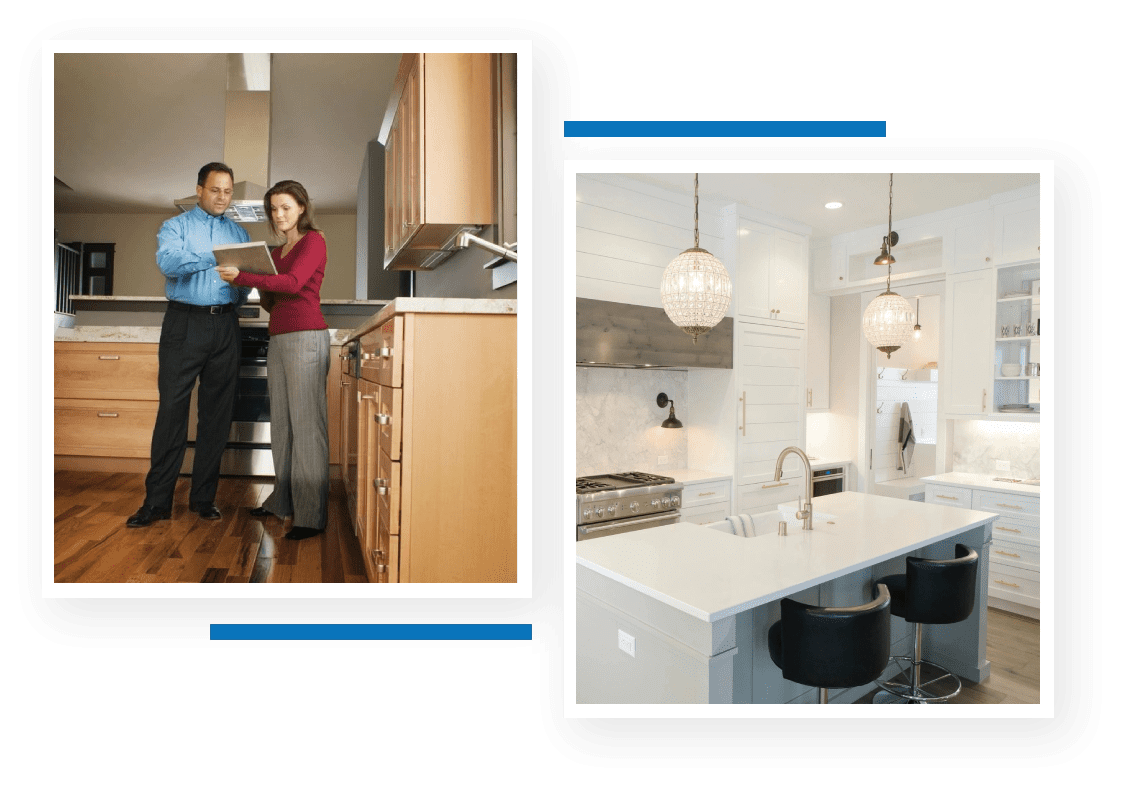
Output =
[{"x1": 693, "y1": 173, "x2": 700, "y2": 248}]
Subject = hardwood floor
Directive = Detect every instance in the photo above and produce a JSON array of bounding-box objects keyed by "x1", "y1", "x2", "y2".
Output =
[
  {"x1": 54, "y1": 470, "x2": 368, "y2": 583},
  {"x1": 853, "y1": 607, "x2": 1040, "y2": 704}
]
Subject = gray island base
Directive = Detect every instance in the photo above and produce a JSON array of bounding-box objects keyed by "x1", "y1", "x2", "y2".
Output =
[{"x1": 575, "y1": 492, "x2": 995, "y2": 704}]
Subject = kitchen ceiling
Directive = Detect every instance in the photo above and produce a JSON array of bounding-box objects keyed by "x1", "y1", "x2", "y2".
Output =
[
  {"x1": 54, "y1": 53, "x2": 401, "y2": 215},
  {"x1": 626, "y1": 173, "x2": 1040, "y2": 238}
]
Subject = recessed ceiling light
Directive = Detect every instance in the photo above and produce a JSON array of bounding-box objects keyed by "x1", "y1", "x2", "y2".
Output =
[{"x1": 825, "y1": 201, "x2": 843, "y2": 210}]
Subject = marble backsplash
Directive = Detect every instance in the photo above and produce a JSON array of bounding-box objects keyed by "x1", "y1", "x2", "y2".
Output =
[
  {"x1": 576, "y1": 367, "x2": 688, "y2": 476},
  {"x1": 952, "y1": 419, "x2": 1040, "y2": 478}
]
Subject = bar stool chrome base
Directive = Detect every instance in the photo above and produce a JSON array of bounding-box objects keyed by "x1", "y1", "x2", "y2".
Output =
[{"x1": 872, "y1": 654, "x2": 962, "y2": 704}]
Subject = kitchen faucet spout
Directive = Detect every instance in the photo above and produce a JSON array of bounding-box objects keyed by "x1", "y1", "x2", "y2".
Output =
[{"x1": 775, "y1": 446, "x2": 813, "y2": 530}]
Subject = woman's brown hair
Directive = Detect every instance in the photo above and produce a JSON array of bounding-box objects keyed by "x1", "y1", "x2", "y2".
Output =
[{"x1": 264, "y1": 180, "x2": 321, "y2": 238}]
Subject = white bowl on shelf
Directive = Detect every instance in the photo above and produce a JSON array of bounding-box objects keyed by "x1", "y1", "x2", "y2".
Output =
[{"x1": 1000, "y1": 363, "x2": 1022, "y2": 377}]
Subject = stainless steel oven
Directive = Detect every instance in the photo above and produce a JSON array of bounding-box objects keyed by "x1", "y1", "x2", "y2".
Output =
[
  {"x1": 576, "y1": 472, "x2": 683, "y2": 541},
  {"x1": 183, "y1": 311, "x2": 274, "y2": 476},
  {"x1": 812, "y1": 466, "x2": 845, "y2": 497}
]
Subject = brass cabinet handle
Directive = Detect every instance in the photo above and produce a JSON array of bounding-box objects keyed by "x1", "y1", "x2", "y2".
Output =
[
  {"x1": 994, "y1": 579, "x2": 1020, "y2": 588},
  {"x1": 697, "y1": 491, "x2": 717, "y2": 497},
  {"x1": 936, "y1": 494, "x2": 958, "y2": 500},
  {"x1": 995, "y1": 526, "x2": 1022, "y2": 533},
  {"x1": 375, "y1": 413, "x2": 390, "y2": 425},
  {"x1": 982, "y1": 388, "x2": 987, "y2": 411},
  {"x1": 807, "y1": 388, "x2": 813, "y2": 407},
  {"x1": 361, "y1": 394, "x2": 375, "y2": 400},
  {"x1": 739, "y1": 393, "x2": 746, "y2": 436},
  {"x1": 995, "y1": 550, "x2": 1022, "y2": 558},
  {"x1": 97, "y1": 412, "x2": 119, "y2": 418},
  {"x1": 341, "y1": 380, "x2": 351, "y2": 387},
  {"x1": 997, "y1": 503, "x2": 1023, "y2": 510},
  {"x1": 98, "y1": 355, "x2": 120, "y2": 360},
  {"x1": 762, "y1": 482, "x2": 789, "y2": 490}
]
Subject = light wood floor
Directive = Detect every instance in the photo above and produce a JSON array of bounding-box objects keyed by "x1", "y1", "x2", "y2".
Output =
[
  {"x1": 853, "y1": 607, "x2": 1040, "y2": 704},
  {"x1": 54, "y1": 470, "x2": 368, "y2": 583}
]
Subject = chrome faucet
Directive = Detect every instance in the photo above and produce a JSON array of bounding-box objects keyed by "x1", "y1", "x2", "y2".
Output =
[{"x1": 774, "y1": 446, "x2": 813, "y2": 530}]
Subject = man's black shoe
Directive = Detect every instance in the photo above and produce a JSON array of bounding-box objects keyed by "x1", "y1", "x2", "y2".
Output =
[
  {"x1": 189, "y1": 502, "x2": 222, "y2": 520},
  {"x1": 126, "y1": 505, "x2": 171, "y2": 528}
]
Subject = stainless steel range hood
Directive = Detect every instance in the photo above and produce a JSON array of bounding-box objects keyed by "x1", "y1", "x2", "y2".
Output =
[
  {"x1": 576, "y1": 298, "x2": 733, "y2": 369},
  {"x1": 174, "y1": 54, "x2": 271, "y2": 223}
]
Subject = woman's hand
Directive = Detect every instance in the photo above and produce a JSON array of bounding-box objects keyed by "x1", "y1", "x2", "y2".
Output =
[{"x1": 216, "y1": 266, "x2": 240, "y2": 283}]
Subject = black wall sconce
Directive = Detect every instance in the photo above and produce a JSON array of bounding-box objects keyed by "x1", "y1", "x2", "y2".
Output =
[{"x1": 657, "y1": 392, "x2": 682, "y2": 428}]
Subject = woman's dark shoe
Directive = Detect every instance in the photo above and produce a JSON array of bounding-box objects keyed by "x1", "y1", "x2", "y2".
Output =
[
  {"x1": 249, "y1": 506, "x2": 273, "y2": 518},
  {"x1": 284, "y1": 526, "x2": 323, "y2": 541},
  {"x1": 188, "y1": 502, "x2": 222, "y2": 520},
  {"x1": 126, "y1": 505, "x2": 171, "y2": 528}
]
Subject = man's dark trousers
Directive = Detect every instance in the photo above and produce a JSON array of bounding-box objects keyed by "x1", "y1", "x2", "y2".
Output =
[{"x1": 143, "y1": 303, "x2": 240, "y2": 510}]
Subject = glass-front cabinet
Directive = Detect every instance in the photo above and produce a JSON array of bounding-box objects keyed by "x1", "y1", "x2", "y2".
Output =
[{"x1": 992, "y1": 261, "x2": 1041, "y2": 416}]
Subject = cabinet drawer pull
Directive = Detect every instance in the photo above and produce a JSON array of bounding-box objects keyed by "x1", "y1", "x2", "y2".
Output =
[
  {"x1": 762, "y1": 482, "x2": 789, "y2": 490},
  {"x1": 374, "y1": 478, "x2": 389, "y2": 495},
  {"x1": 994, "y1": 579, "x2": 1020, "y2": 588},
  {"x1": 697, "y1": 491, "x2": 716, "y2": 497},
  {"x1": 375, "y1": 347, "x2": 392, "y2": 358},
  {"x1": 739, "y1": 393, "x2": 746, "y2": 436},
  {"x1": 97, "y1": 412, "x2": 119, "y2": 418},
  {"x1": 361, "y1": 394, "x2": 375, "y2": 400},
  {"x1": 996, "y1": 503, "x2": 1023, "y2": 510},
  {"x1": 98, "y1": 355, "x2": 120, "y2": 360},
  {"x1": 995, "y1": 526, "x2": 1022, "y2": 533},
  {"x1": 995, "y1": 550, "x2": 1022, "y2": 558},
  {"x1": 982, "y1": 388, "x2": 987, "y2": 411},
  {"x1": 935, "y1": 494, "x2": 958, "y2": 501},
  {"x1": 341, "y1": 380, "x2": 351, "y2": 387},
  {"x1": 375, "y1": 563, "x2": 388, "y2": 574},
  {"x1": 375, "y1": 413, "x2": 391, "y2": 425}
]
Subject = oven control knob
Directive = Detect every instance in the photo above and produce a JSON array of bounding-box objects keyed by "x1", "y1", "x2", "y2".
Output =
[
  {"x1": 582, "y1": 508, "x2": 593, "y2": 520},
  {"x1": 594, "y1": 507, "x2": 605, "y2": 519},
  {"x1": 671, "y1": 496, "x2": 681, "y2": 507},
  {"x1": 651, "y1": 498, "x2": 662, "y2": 509},
  {"x1": 629, "y1": 502, "x2": 639, "y2": 513},
  {"x1": 661, "y1": 497, "x2": 671, "y2": 508},
  {"x1": 606, "y1": 504, "x2": 618, "y2": 516}
]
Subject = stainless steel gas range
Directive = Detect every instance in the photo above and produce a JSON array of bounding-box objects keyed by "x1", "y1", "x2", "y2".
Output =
[{"x1": 576, "y1": 472, "x2": 683, "y2": 541}]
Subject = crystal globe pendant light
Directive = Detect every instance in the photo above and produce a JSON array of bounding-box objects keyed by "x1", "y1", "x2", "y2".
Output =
[
  {"x1": 862, "y1": 174, "x2": 915, "y2": 358},
  {"x1": 660, "y1": 174, "x2": 732, "y2": 344}
]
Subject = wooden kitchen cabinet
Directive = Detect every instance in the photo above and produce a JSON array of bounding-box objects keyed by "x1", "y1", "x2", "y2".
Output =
[
  {"x1": 350, "y1": 303, "x2": 516, "y2": 582},
  {"x1": 383, "y1": 53, "x2": 497, "y2": 271}
]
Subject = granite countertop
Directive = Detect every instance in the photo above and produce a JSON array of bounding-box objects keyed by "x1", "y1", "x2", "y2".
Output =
[
  {"x1": 70, "y1": 295, "x2": 386, "y2": 306},
  {"x1": 340, "y1": 297, "x2": 517, "y2": 343},
  {"x1": 922, "y1": 472, "x2": 1041, "y2": 497},
  {"x1": 55, "y1": 325, "x2": 351, "y2": 345},
  {"x1": 575, "y1": 491, "x2": 996, "y2": 623}
]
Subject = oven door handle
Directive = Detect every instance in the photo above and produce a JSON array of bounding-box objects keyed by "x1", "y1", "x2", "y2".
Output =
[{"x1": 578, "y1": 510, "x2": 679, "y2": 538}]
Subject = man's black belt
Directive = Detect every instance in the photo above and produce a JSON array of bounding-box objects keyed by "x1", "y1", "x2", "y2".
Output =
[{"x1": 168, "y1": 300, "x2": 236, "y2": 315}]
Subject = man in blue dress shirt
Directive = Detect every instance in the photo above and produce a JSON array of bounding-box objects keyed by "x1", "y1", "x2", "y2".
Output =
[{"x1": 127, "y1": 162, "x2": 250, "y2": 527}]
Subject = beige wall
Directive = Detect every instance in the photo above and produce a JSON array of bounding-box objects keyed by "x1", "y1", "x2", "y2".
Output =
[{"x1": 55, "y1": 211, "x2": 358, "y2": 300}]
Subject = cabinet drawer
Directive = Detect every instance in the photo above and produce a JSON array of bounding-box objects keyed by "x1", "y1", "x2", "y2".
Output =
[
  {"x1": 738, "y1": 480, "x2": 802, "y2": 514},
  {"x1": 991, "y1": 515, "x2": 1040, "y2": 544},
  {"x1": 991, "y1": 538, "x2": 1040, "y2": 570},
  {"x1": 974, "y1": 490, "x2": 1039, "y2": 519},
  {"x1": 55, "y1": 342, "x2": 159, "y2": 400},
  {"x1": 681, "y1": 480, "x2": 730, "y2": 507},
  {"x1": 376, "y1": 384, "x2": 402, "y2": 461},
  {"x1": 55, "y1": 399, "x2": 158, "y2": 457},
  {"x1": 924, "y1": 484, "x2": 973, "y2": 508},
  {"x1": 359, "y1": 316, "x2": 404, "y2": 388},
  {"x1": 375, "y1": 448, "x2": 402, "y2": 535},
  {"x1": 989, "y1": 562, "x2": 1040, "y2": 603},
  {"x1": 680, "y1": 500, "x2": 731, "y2": 525}
]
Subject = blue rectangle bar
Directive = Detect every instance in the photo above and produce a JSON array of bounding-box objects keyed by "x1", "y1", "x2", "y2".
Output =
[
  {"x1": 563, "y1": 120, "x2": 886, "y2": 138},
  {"x1": 209, "y1": 624, "x2": 532, "y2": 641}
]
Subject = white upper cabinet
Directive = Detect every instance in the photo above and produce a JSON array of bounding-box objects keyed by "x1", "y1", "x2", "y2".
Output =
[
  {"x1": 736, "y1": 219, "x2": 807, "y2": 325},
  {"x1": 947, "y1": 210, "x2": 994, "y2": 274},
  {"x1": 994, "y1": 197, "x2": 1041, "y2": 265},
  {"x1": 942, "y1": 269, "x2": 996, "y2": 415}
]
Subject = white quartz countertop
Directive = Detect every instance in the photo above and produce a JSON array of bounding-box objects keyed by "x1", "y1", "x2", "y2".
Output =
[
  {"x1": 575, "y1": 491, "x2": 995, "y2": 623},
  {"x1": 807, "y1": 456, "x2": 851, "y2": 469},
  {"x1": 922, "y1": 472, "x2": 1040, "y2": 497}
]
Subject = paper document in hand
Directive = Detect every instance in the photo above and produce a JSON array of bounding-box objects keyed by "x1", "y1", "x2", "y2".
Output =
[{"x1": 213, "y1": 241, "x2": 277, "y2": 276}]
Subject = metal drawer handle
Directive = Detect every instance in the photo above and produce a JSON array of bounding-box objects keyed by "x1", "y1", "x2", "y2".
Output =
[
  {"x1": 936, "y1": 494, "x2": 958, "y2": 500},
  {"x1": 375, "y1": 563, "x2": 388, "y2": 573},
  {"x1": 375, "y1": 413, "x2": 391, "y2": 425},
  {"x1": 97, "y1": 412, "x2": 119, "y2": 418},
  {"x1": 995, "y1": 526, "x2": 1022, "y2": 533},
  {"x1": 361, "y1": 394, "x2": 375, "y2": 400},
  {"x1": 374, "y1": 478, "x2": 389, "y2": 495},
  {"x1": 98, "y1": 355, "x2": 120, "y2": 360},
  {"x1": 361, "y1": 352, "x2": 374, "y2": 360},
  {"x1": 994, "y1": 579, "x2": 1020, "y2": 588},
  {"x1": 762, "y1": 482, "x2": 789, "y2": 490},
  {"x1": 697, "y1": 491, "x2": 716, "y2": 497},
  {"x1": 341, "y1": 380, "x2": 351, "y2": 387},
  {"x1": 996, "y1": 503, "x2": 1023, "y2": 510},
  {"x1": 376, "y1": 347, "x2": 392, "y2": 358},
  {"x1": 995, "y1": 550, "x2": 1022, "y2": 558}
]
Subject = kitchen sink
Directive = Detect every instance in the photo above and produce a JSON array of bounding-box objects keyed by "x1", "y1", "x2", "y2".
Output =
[{"x1": 702, "y1": 506, "x2": 838, "y2": 538}]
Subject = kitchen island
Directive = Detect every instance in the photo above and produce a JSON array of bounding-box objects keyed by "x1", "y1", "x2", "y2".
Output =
[{"x1": 575, "y1": 491, "x2": 995, "y2": 704}]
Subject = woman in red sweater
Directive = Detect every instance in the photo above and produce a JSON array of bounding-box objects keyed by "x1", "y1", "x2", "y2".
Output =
[{"x1": 218, "y1": 180, "x2": 329, "y2": 540}]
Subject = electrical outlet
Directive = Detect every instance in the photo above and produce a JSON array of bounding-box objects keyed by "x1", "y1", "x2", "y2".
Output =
[
  {"x1": 618, "y1": 630, "x2": 636, "y2": 657},
  {"x1": 995, "y1": 460, "x2": 1011, "y2": 472},
  {"x1": 658, "y1": 455, "x2": 668, "y2": 465}
]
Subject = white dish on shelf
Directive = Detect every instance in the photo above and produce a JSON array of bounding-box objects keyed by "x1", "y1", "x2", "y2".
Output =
[{"x1": 1000, "y1": 363, "x2": 1022, "y2": 377}]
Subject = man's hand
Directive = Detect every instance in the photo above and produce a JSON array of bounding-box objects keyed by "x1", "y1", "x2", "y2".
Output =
[
  {"x1": 259, "y1": 291, "x2": 277, "y2": 313},
  {"x1": 216, "y1": 266, "x2": 240, "y2": 282}
]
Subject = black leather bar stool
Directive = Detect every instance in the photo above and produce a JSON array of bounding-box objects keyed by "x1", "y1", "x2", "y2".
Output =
[
  {"x1": 768, "y1": 584, "x2": 892, "y2": 704},
  {"x1": 873, "y1": 544, "x2": 979, "y2": 704}
]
